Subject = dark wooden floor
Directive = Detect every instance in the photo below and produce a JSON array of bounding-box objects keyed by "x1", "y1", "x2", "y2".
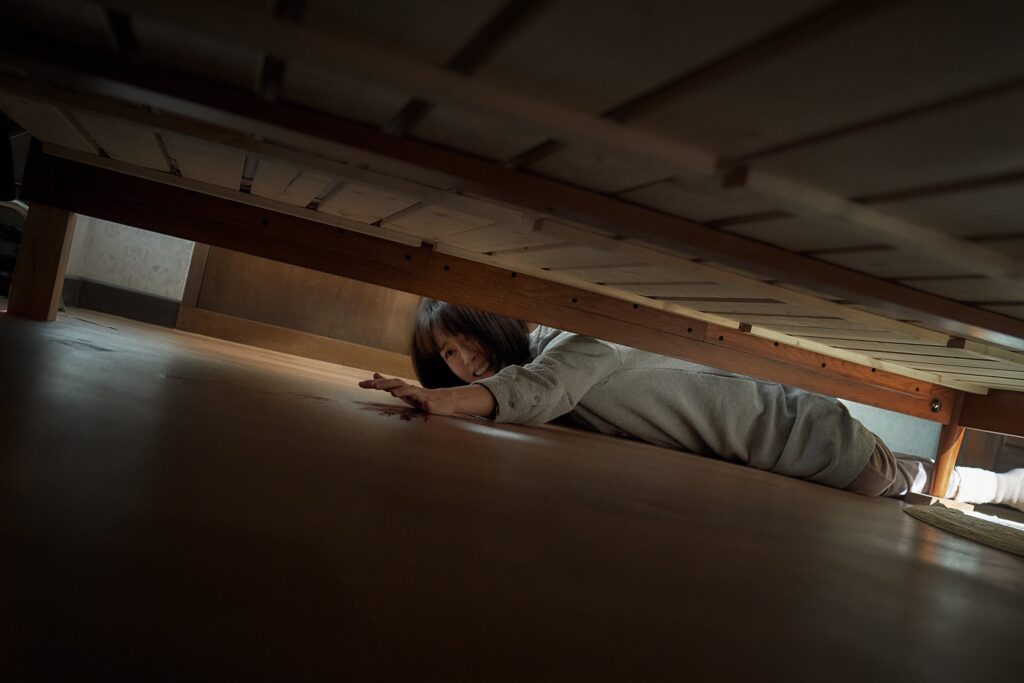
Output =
[{"x1": 1, "y1": 310, "x2": 1022, "y2": 681}]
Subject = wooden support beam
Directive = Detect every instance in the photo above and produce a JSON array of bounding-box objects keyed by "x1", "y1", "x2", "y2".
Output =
[
  {"x1": 6, "y1": 202, "x2": 75, "y2": 321},
  {"x1": 256, "y1": 0, "x2": 306, "y2": 100},
  {"x1": 176, "y1": 242, "x2": 210, "y2": 328},
  {"x1": 930, "y1": 392, "x2": 965, "y2": 497},
  {"x1": 18, "y1": 147, "x2": 961, "y2": 423},
  {"x1": 960, "y1": 390, "x2": 1024, "y2": 436}
]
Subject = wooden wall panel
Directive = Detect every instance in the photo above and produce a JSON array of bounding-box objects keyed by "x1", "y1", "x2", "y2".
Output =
[
  {"x1": 177, "y1": 305, "x2": 415, "y2": 378},
  {"x1": 197, "y1": 247, "x2": 420, "y2": 355}
]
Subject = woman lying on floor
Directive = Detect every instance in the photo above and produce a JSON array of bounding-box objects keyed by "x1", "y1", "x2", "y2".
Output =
[{"x1": 359, "y1": 298, "x2": 1024, "y2": 512}]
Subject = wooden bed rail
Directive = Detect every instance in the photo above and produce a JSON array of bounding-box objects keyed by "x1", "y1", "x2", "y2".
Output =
[{"x1": 13, "y1": 146, "x2": 968, "y2": 426}]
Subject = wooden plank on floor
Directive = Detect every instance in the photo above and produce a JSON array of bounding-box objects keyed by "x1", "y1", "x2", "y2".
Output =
[{"x1": 3, "y1": 311, "x2": 1022, "y2": 679}]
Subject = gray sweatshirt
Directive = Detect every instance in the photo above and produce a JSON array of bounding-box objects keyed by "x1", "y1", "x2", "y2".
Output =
[{"x1": 475, "y1": 326, "x2": 875, "y2": 489}]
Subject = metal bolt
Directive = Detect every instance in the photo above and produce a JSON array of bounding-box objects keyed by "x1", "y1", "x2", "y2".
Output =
[{"x1": 929, "y1": 398, "x2": 942, "y2": 413}]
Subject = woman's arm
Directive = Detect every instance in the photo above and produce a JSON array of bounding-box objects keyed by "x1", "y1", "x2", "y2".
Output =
[
  {"x1": 474, "y1": 331, "x2": 622, "y2": 425},
  {"x1": 358, "y1": 373, "x2": 496, "y2": 417}
]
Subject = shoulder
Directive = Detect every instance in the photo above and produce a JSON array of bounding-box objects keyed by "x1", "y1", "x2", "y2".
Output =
[
  {"x1": 529, "y1": 327, "x2": 625, "y2": 366},
  {"x1": 529, "y1": 325, "x2": 569, "y2": 351},
  {"x1": 529, "y1": 325, "x2": 602, "y2": 353}
]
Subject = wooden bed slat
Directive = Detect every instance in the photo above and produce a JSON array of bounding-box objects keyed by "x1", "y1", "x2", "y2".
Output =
[
  {"x1": 609, "y1": 283, "x2": 756, "y2": 299},
  {"x1": 536, "y1": 220, "x2": 955, "y2": 345},
  {"x1": 73, "y1": 110, "x2": 169, "y2": 171},
  {"x1": 0, "y1": 92, "x2": 98, "y2": 154},
  {"x1": 719, "y1": 315, "x2": 875, "y2": 331},
  {"x1": 766, "y1": 327, "x2": 926, "y2": 342},
  {"x1": 384, "y1": 205, "x2": 495, "y2": 240},
  {"x1": 437, "y1": 219, "x2": 559, "y2": 253},
  {"x1": 250, "y1": 159, "x2": 335, "y2": 208},
  {"x1": 44, "y1": 143, "x2": 423, "y2": 248},
  {"x1": 318, "y1": 182, "x2": 418, "y2": 224},
  {"x1": 552, "y1": 264, "x2": 714, "y2": 284},
  {"x1": 160, "y1": 131, "x2": 245, "y2": 190},
  {"x1": 491, "y1": 243, "x2": 624, "y2": 270}
]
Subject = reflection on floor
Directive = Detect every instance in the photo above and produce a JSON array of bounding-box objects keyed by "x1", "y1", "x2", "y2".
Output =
[{"x1": 1, "y1": 309, "x2": 1022, "y2": 679}]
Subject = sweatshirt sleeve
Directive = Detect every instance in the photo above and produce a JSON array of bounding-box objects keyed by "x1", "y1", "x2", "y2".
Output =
[{"x1": 473, "y1": 331, "x2": 622, "y2": 425}]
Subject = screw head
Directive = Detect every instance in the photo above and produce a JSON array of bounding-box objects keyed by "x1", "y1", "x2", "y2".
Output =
[{"x1": 929, "y1": 398, "x2": 942, "y2": 413}]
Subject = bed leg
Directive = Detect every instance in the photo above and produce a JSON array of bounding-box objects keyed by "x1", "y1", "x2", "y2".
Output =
[{"x1": 7, "y1": 203, "x2": 76, "y2": 321}]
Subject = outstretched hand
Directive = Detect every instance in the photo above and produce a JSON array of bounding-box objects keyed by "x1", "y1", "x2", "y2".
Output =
[
  {"x1": 358, "y1": 372, "x2": 456, "y2": 415},
  {"x1": 358, "y1": 372, "x2": 496, "y2": 418}
]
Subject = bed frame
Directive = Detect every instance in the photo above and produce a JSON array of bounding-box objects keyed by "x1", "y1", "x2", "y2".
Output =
[{"x1": 4, "y1": 1, "x2": 1024, "y2": 496}]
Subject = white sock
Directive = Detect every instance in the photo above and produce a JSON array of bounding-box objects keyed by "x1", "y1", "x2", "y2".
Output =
[
  {"x1": 994, "y1": 468, "x2": 1024, "y2": 512},
  {"x1": 951, "y1": 467, "x2": 997, "y2": 504},
  {"x1": 952, "y1": 467, "x2": 1024, "y2": 512}
]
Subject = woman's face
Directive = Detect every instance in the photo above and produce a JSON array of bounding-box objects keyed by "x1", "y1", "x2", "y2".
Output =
[{"x1": 433, "y1": 328, "x2": 496, "y2": 383}]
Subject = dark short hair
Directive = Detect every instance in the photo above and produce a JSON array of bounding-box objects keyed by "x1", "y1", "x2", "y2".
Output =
[{"x1": 411, "y1": 299, "x2": 531, "y2": 388}]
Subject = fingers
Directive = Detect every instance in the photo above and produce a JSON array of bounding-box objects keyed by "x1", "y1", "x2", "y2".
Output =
[
  {"x1": 358, "y1": 375, "x2": 408, "y2": 391},
  {"x1": 358, "y1": 372, "x2": 390, "y2": 388},
  {"x1": 358, "y1": 373, "x2": 430, "y2": 412}
]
